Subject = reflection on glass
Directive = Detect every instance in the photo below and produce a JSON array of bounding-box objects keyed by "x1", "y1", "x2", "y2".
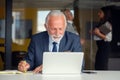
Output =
[
  {"x1": 12, "y1": 11, "x2": 32, "y2": 39},
  {"x1": 0, "y1": 19, "x2": 5, "y2": 38},
  {"x1": 37, "y1": 10, "x2": 50, "y2": 33}
]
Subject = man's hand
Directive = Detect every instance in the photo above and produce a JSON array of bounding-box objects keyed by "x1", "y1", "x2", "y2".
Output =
[
  {"x1": 18, "y1": 61, "x2": 30, "y2": 72},
  {"x1": 33, "y1": 65, "x2": 42, "y2": 73}
]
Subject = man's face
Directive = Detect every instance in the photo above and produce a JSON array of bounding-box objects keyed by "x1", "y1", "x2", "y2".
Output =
[
  {"x1": 45, "y1": 15, "x2": 66, "y2": 42},
  {"x1": 64, "y1": 11, "x2": 74, "y2": 21}
]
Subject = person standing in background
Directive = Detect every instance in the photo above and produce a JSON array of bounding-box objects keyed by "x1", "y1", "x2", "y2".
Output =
[
  {"x1": 63, "y1": 9, "x2": 78, "y2": 35},
  {"x1": 63, "y1": 9, "x2": 85, "y2": 46},
  {"x1": 91, "y1": 6, "x2": 112, "y2": 70}
]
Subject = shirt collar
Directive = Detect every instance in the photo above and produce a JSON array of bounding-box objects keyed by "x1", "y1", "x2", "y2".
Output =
[{"x1": 67, "y1": 20, "x2": 73, "y2": 24}]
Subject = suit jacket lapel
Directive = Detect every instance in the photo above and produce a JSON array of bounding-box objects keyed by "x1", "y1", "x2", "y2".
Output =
[
  {"x1": 43, "y1": 32, "x2": 49, "y2": 52},
  {"x1": 59, "y1": 35, "x2": 66, "y2": 52}
]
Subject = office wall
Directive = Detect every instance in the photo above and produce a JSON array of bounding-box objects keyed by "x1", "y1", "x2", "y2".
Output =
[
  {"x1": 0, "y1": 8, "x2": 37, "y2": 70},
  {"x1": 79, "y1": 8, "x2": 99, "y2": 70}
]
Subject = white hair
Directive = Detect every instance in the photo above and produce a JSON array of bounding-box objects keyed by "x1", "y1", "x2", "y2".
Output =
[{"x1": 45, "y1": 10, "x2": 67, "y2": 27}]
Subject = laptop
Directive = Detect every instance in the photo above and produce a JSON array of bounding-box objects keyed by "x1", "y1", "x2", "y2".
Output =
[{"x1": 42, "y1": 52, "x2": 84, "y2": 74}]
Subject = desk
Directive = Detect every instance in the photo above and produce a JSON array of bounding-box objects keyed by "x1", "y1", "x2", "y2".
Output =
[{"x1": 0, "y1": 71, "x2": 120, "y2": 80}]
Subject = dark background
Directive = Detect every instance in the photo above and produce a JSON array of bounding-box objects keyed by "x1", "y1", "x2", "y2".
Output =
[{"x1": 110, "y1": 6, "x2": 120, "y2": 58}]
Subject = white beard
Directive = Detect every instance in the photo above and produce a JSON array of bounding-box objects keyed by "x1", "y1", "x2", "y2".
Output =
[{"x1": 50, "y1": 35, "x2": 63, "y2": 43}]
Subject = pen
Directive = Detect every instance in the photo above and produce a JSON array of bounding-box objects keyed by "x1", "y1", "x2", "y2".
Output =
[{"x1": 23, "y1": 61, "x2": 27, "y2": 73}]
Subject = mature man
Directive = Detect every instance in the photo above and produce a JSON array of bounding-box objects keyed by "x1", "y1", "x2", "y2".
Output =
[{"x1": 18, "y1": 10, "x2": 82, "y2": 73}]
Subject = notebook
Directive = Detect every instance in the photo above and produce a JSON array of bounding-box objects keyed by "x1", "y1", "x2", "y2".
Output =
[
  {"x1": 99, "y1": 25, "x2": 111, "y2": 35},
  {"x1": 42, "y1": 52, "x2": 84, "y2": 75}
]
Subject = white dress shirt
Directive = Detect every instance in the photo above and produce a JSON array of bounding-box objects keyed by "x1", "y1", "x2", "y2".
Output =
[
  {"x1": 49, "y1": 36, "x2": 60, "y2": 52},
  {"x1": 94, "y1": 21, "x2": 112, "y2": 42}
]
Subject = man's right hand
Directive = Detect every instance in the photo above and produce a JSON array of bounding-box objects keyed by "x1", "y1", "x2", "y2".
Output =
[{"x1": 18, "y1": 61, "x2": 30, "y2": 72}]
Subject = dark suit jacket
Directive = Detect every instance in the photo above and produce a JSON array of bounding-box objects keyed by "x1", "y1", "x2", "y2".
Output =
[{"x1": 24, "y1": 31, "x2": 82, "y2": 70}]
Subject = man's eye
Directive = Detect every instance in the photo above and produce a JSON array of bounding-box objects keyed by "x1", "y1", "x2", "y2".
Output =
[{"x1": 50, "y1": 28, "x2": 54, "y2": 30}]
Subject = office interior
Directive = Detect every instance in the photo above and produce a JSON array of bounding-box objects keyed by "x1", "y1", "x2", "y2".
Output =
[{"x1": 0, "y1": 0, "x2": 120, "y2": 70}]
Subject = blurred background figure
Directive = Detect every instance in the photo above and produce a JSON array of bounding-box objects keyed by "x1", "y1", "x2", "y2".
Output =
[
  {"x1": 90, "y1": 6, "x2": 112, "y2": 70},
  {"x1": 63, "y1": 9, "x2": 78, "y2": 35},
  {"x1": 62, "y1": 9, "x2": 85, "y2": 46}
]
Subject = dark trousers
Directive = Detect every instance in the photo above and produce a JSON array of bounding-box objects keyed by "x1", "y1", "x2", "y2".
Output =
[{"x1": 95, "y1": 40, "x2": 111, "y2": 70}]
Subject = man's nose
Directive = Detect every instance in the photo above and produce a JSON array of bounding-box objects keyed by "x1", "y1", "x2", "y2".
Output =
[{"x1": 55, "y1": 30, "x2": 60, "y2": 35}]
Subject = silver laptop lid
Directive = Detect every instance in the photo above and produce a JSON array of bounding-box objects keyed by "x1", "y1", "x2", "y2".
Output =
[{"x1": 42, "y1": 52, "x2": 84, "y2": 74}]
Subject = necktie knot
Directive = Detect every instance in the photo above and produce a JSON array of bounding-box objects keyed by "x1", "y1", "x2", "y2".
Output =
[
  {"x1": 53, "y1": 42, "x2": 57, "y2": 45},
  {"x1": 52, "y1": 42, "x2": 57, "y2": 52}
]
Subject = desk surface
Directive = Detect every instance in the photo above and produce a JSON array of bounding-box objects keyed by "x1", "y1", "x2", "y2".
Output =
[{"x1": 0, "y1": 70, "x2": 120, "y2": 80}]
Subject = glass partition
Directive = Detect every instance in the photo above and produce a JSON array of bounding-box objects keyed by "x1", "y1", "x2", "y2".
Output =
[
  {"x1": 0, "y1": 0, "x2": 5, "y2": 70},
  {"x1": 1, "y1": 0, "x2": 119, "y2": 70}
]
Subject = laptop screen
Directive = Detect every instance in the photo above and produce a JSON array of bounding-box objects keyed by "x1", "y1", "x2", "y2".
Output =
[{"x1": 42, "y1": 52, "x2": 84, "y2": 74}]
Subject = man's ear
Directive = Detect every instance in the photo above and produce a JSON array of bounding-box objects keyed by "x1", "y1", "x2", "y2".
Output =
[{"x1": 44, "y1": 24, "x2": 48, "y2": 30}]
